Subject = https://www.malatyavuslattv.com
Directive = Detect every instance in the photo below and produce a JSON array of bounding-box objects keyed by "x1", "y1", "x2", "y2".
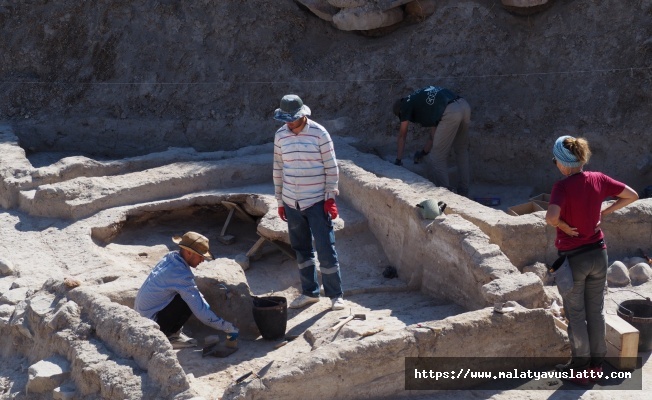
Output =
[
  {"x1": 413, "y1": 367, "x2": 632, "y2": 381},
  {"x1": 404, "y1": 357, "x2": 642, "y2": 390}
]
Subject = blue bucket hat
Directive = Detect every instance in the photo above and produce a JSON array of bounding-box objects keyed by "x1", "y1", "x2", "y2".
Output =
[
  {"x1": 273, "y1": 94, "x2": 311, "y2": 123},
  {"x1": 552, "y1": 135, "x2": 582, "y2": 168}
]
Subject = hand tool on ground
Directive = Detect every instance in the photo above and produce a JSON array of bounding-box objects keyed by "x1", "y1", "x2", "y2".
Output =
[
  {"x1": 202, "y1": 340, "x2": 238, "y2": 358},
  {"x1": 273, "y1": 334, "x2": 300, "y2": 349},
  {"x1": 358, "y1": 326, "x2": 384, "y2": 339},
  {"x1": 330, "y1": 313, "x2": 366, "y2": 331},
  {"x1": 416, "y1": 323, "x2": 441, "y2": 333},
  {"x1": 234, "y1": 360, "x2": 275, "y2": 384},
  {"x1": 235, "y1": 371, "x2": 254, "y2": 384}
]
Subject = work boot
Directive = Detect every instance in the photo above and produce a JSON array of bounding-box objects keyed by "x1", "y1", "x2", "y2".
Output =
[
  {"x1": 588, "y1": 365, "x2": 603, "y2": 382},
  {"x1": 289, "y1": 294, "x2": 319, "y2": 309},
  {"x1": 168, "y1": 330, "x2": 197, "y2": 349},
  {"x1": 413, "y1": 150, "x2": 428, "y2": 164},
  {"x1": 556, "y1": 359, "x2": 590, "y2": 386}
]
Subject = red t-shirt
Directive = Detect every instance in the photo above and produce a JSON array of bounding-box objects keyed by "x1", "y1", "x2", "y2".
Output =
[{"x1": 549, "y1": 171, "x2": 626, "y2": 251}]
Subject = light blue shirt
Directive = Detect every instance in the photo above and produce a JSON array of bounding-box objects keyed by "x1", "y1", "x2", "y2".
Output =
[{"x1": 134, "y1": 251, "x2": 237, "y2": 333}]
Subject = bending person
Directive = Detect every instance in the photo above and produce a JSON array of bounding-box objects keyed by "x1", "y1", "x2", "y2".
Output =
[{"x1": 393, "y1": 85, "x2": 471, "y2": 196}]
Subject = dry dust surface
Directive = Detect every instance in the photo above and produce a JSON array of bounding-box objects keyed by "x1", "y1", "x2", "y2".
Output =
[
  {"x1": 107, "y1": 208, "x2": 652, "y2": 400},
  {"x1": 3, "y1": 188, "x2": 651, "y2": 400}
]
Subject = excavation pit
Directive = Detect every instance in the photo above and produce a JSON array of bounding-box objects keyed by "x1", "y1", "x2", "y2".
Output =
[{"x1": 1, "y1": 124, "x2": 651, "y2": 399}]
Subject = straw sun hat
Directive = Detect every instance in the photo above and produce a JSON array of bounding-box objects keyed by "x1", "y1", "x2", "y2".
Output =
[{"x1": 172, "y1": 231, "x2": 214, "y2": 260}]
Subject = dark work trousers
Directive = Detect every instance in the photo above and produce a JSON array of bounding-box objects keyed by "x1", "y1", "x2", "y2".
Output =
[
  {"x1": 154, "y1": 294, "x2": 193, "y2": 336},
  {"x1": 561, "y1": 248, "x2": 608, "y2": 367}
]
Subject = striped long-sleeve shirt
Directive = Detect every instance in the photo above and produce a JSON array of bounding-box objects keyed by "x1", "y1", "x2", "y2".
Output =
[{"x1": 273, "y1": 119, "x2": 339, "y2": 210}]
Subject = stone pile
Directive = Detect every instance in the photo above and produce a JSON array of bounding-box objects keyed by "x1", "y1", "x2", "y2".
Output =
[
  {"x1": 296, "y1": 0, "x2": 554, "y2": 32},
  {"x1": 296, "y1": 0, "x2": 436, "y2": 31},
  {"x1": 607, "y1": 257, "x2": 652, "y2": 287}
]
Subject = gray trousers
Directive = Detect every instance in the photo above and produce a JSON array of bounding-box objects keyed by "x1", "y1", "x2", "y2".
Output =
[
  {"x1": 430, "y1": 98, "x2": 471, "y2": 195},
  {"x1": 561, "y1": 248, "x2": 608, "y2": 364}
]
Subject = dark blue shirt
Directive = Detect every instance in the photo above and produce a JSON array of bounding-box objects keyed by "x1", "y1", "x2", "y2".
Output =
[{"x1": 399, "y1": 86, "x2": 459, "y2": 127}]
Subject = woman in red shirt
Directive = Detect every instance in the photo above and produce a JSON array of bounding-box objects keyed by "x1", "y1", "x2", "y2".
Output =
[{"x1": 545, "y1": 135, "x2": 638, "y2": 384}]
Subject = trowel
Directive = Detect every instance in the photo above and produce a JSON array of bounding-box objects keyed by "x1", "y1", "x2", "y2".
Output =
[{"x1": 202, "y1": 341, "x2": 238, "y2": 358}]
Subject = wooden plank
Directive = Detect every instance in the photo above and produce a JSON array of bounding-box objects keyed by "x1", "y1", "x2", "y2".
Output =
[
  {"x1": 605, "y1": 314, "x2": 639, "y2": 371},
  {"x1": 221, "y1": 201, "x2": 255, "y2": 223},
  {"x1": 220, "y1": 208, "x2": 235, "y2": 237},
  {"x1": 245, "y1": 237, "x2": 267, "y2": 259}
]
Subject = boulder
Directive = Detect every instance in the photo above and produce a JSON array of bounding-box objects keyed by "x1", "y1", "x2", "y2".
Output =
[
  {"x1": 296, "y1": 0, "x2": 340, "y2": 22},
  {"x1": 0, "y1": 256, "x2": 14, "y2": 276},
  {"x1": 333, "y1": 5, "x2": 404, "y2": 31},
  {"x1": 194, "y1": 257, "x2": 260, "y2": 338},
  {"x1": 629, "y1": 262, "x2": 652, "y2": 286},
  {"x1": 607, "y1": 261, "x2": 630, "y2": 287},
  {"x1": 501, "y1": 0, "x2": 552, "y2": 16},
  {"x1": 405, "y1": 0, "x2": 437, "y2": 21},
  {"x1": 481, "y1": 272, "x2": 546, "y2": 309},
  {"x1": 26, "y1": 356, "x2": 71, "y2": 394}
]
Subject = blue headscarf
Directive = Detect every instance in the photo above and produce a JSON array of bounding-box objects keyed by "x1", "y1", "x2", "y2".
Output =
[{"x1": 553, "y1": 135, "x2": 582, "y2": 168}]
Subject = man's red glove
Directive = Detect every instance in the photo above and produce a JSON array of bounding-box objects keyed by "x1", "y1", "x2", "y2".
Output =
[
  {"x1": 278, "y1": 206, "x2": 287, "y2": 221},
  {"x1": 324, "y1": 199, "x2": 338, "y2": 219}
]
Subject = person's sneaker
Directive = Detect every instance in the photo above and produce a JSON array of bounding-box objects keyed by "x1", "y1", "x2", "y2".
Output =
[
  {"x1": 168, "y1": 331, "x2": 197, "y2": 349},
  {"x1": 413, "y1": 150, "x2": 427, "y2": 164},
  {"x1": 331, "y1": 297, "x2": 345, "y2": 311},
  {"x1": 289, "y1": 294, "x2": 319, "y2": 309}
]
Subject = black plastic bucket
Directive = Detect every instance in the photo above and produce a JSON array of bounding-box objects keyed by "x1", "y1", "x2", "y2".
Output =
[
  {"x1": 252, "y1": 296, "x2": 287, "y2": 340},
  {"x1": 617, "y1": 299, "x2": 652, "y2": 352}
]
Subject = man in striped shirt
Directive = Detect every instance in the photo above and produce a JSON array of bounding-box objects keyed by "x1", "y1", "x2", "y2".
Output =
[{"x1": 273, "y1": 94, "x2": 345, "y2": 311}]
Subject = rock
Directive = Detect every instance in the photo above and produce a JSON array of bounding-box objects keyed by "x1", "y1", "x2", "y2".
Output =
[
  {"x1": 234, "y1": 253, "x2": 250, "y2": 271},
  {"x1": 405, "y1": 0, "x2": 437, "y2": 21},
  {"x1": 607, "y1": 261, "x2": 630, "y2": 287},
  {"x1": 333, "y1": 5, "x2": 404, "y2": 31},
  {"x1": 623, "y1": 256, "x2": 648, "y2": 269},
  {"x1": 27, "y1": 293, "x2": 57, "y2": 318},
  {"x1": 1, "y1": 287, "x2": 29, "y2": 305},
  {"x1": 0, "y1": 303, "x2": 15, "y2": 327},
  {"x1": 45, "y1": 301, "x2": 81, "y2": 331},
  {"x1": 328, "y1": 0, "x2": 368, "y2": 7},
  {"x1": 63, "y1": 277, "x2": 82, "y2": 288},
  {"x1": 296, "y1": 0, "x2": 340, "y2": 22},
  {"x1": 481, "y1": 272, "x2": 546, "y2": 309},
  {"x1": 629, "y1": 262, "x2": 652, "y2": 286},
  {"x1": 501, "y1": 0, "x2": 552, "y2": 16},
  {"x1": 26, "y1": 356, "x2": 71, "y2": 394},
  {"x1": 0, "y1": 256, "x2": 14, "y2": 276},
  {"x1": 194, "y1": 258, "x2": 260, "y2": 338},
  {"x1": 523, "y1": 262, "x2": 552, "y2": 285}
]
